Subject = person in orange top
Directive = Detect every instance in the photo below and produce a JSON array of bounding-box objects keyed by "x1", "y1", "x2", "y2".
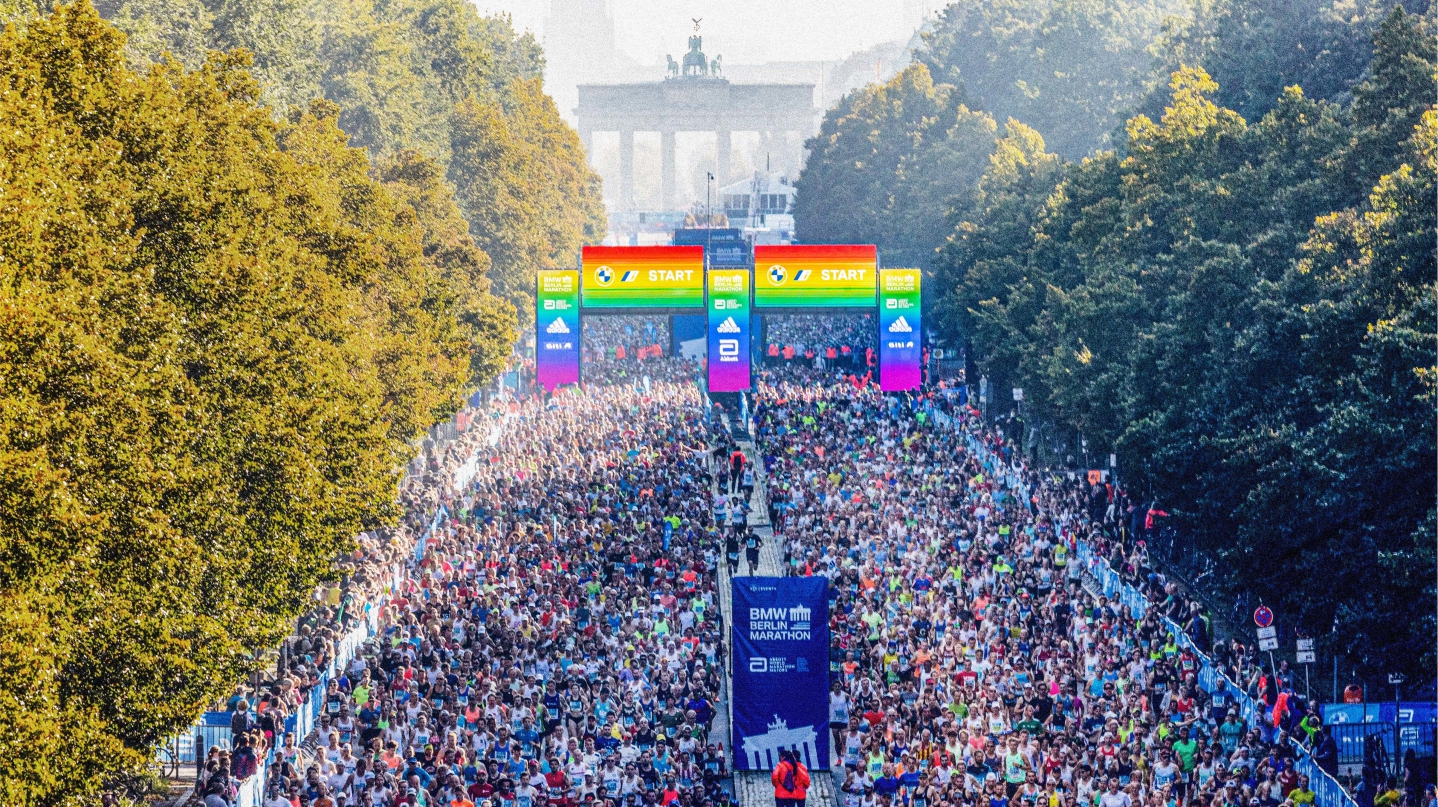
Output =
[
  {"x1": 772, "y1": 748, "x2": 811, "y2": 806},
  {"x1": 381, "y1": 741, "x2": 404, "y2": 771}
]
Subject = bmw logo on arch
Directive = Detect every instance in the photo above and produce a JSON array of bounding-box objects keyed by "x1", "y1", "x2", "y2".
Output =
[
  {"x1": 594, "y1": 265, "x2": 614, "y2": 286},
  {"x1": 767, "y1": 264, "x2": 787, "y2": 285}
]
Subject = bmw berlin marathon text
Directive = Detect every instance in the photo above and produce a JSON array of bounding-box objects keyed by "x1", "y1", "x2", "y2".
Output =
[{"x1": 747, "y1": 604, "x2": 813, "y2": 674}]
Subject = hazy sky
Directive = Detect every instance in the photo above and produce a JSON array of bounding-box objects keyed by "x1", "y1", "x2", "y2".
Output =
[{"x1": 471, "y1": 0, "x2": 942, "y2": 65}]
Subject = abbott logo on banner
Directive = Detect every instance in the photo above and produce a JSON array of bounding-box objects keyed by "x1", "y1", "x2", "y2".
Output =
[{"x1": 749, "y1": 605, "x2": 811, "y2": 640}]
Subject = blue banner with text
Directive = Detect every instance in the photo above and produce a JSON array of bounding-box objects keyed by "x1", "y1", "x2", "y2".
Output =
[{"x1": 731, "y1": 576, "x2": 830, "y2": 771}]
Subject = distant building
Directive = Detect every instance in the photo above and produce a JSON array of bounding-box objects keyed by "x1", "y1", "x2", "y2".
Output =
[
  {"x1": 544, "y1": 0, "x2": 631, "y2": 120},
  {"x1": 721, "y1": 171, "x2": 797, "y2": 241}
]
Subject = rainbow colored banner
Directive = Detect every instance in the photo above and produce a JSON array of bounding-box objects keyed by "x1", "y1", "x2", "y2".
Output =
[
  {"x1": 580, "y1": 246, "x2": 705, "y2": 309},
  {"x1": 878, "y1": 268, "x2": 921, "y2": 391},
  {"x1": 753, "y1": 244, "x2": 877, "y2": 308},
  {"x1": 536, "y1": 269, "x2": 580, "y2": 391},
  {"x1": 707, "y1": 268, "x2": 751, "y2": 392}
]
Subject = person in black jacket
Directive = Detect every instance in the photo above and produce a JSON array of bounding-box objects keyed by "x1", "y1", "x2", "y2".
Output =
[{"x1": 1313, "y1": 726, "x2": 1340, "y2": 776}]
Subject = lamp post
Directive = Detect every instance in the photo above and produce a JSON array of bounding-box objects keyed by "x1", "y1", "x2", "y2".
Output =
[{"x1": 706, "y1": 172, "x2": 715, "y2": 263}]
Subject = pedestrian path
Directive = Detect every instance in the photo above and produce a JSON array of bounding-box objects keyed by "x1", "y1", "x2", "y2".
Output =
[{"x1": 716, "y1": 435, "x2": 840, "y2": 807}]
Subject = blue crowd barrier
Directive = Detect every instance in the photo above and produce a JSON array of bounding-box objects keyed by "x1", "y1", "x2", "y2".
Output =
[
  {"x1": 413, "y1": 505, "x2": 446, "y2": 563},
  {"x1": 157, "y1": 559, "x2": 402, "y2": 793},
  {"x1": 154, "y1": 406, "x2": 500, "y2": 796},
  {"x1": 1075, "y1": 541, "x2": 1357, "y2": 807}
]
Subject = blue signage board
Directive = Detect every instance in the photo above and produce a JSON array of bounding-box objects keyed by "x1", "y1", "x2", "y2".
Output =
[
  {"x1": 731, "y1": 576, "x2": 830, "y2": 771},
  {"x1": 1321, "y1": 703, "x2": 1438, "y2": 765},
  {"x1": 707, "y1": 268, "x2": 752, "y2": 392}
]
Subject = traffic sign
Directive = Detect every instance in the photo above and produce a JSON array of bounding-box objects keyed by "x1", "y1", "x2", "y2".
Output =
[
  {"x1": 1296, "y1": 639, "x2": 1314, "y2": 651},
  {"x1": 1012, "y1": 387, "x2": 1024, "y2": 401},
  {"x1": 1259, "y1": 637, "x2": 1279, "y2": 651},
  {"x1": 1257, "y1": 626, "x2": 1277, "y2": 640},
  {"x1": 1297, "y1": 651, "x2": 1316, "y2": 663},
  {"x1": 1389, "y1": 673, "x2": 1406, "y2": 685},
  {"x1": 1254, "y1": 606, "x2": 1274, "y2": 628}
]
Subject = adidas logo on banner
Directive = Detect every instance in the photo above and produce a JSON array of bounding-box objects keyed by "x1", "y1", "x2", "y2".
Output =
[
  {"x1": 888, "y1": 316, "x2": 913, "y2": 333},
  {"x1": 546, "y1": 318, "x2": 570, "y2": 334},
  {"x1": 716, "y1": 317, "x2": 741, "y2": 334}
]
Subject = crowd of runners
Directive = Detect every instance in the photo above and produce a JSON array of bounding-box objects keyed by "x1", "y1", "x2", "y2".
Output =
[
  {"x1": 748, "y1": 366, "x2": 1335, "y2": 807},
  {"x1": 760, "y1": 315, "x2": 875, "y2": 369},
  {"x1": 201, "y1": 315, "x2": 1371, "y2": 807},
  {"x1": 203, "y1": 340, "x2": 746, "y2": 807},
  {"x1": 583, "y1": 317, "x2": 672, "y2": 365}
]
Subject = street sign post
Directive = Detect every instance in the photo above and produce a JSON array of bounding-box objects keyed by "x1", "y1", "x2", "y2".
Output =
[
  {"x1": 1389, "y1": 673, "x2": 1405, "y2": 723},
  {"x1": 1254, "y1": 606, "x2": 1277, "y2": 679},
  {"x1": 1296, "y1": 638, "x2": 1315, "y2": 699},
  {"x1": 1254, "y1": 606, "x2": 1274, "y2": 629}
]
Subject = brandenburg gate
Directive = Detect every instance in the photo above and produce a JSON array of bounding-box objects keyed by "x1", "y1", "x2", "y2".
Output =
[{"x1": 575, "y1": 26, "x2": 817, "y2": 211}]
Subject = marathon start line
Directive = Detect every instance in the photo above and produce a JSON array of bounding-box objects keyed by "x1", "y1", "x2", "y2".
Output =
[{"x1": 535, "y1": 244, "x2": 922, "y2": 395}]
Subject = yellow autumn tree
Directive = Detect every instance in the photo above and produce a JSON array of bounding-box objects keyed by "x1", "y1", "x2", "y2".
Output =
[{"x1": 0, "y1": 3, "x2": 513, "y2": 803}]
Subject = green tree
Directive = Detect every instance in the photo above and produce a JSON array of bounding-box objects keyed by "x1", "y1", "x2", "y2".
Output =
[
  {"x1": 918, "y1": 0, "x2": 1188, "y2": 159},
  {"x1": 933, "y1": 10, "x2": 1435, "y2": 684},
  {"x1": 448, "y1": 80, "x2": 606, "y2": 319},
  {"x1": 795, "y1": 63, "x2": 997, "y2": 266},
  {"x1": 91, "y1": 0, "x2": 606, "y2": 317},
  {"x1": 376, "y1": 147, "x2": 519, "y2": 383},
  {"x1": 1143, "y1": 0, "x2": 1420, "y2": 123},
  {"x1": 932, "y1": 119, "x2": 1066, "y2": 410},
  {"x1": 0, "y1": 4, "x2": 513, "y2": 802},
  {"x1": 1203, "y1": 110, "x2": 1436, "y2": 679}
]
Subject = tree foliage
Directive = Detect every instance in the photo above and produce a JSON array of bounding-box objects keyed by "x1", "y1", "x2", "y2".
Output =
[
  {"x1": 0, "y1": 4, "x2": 510, "y2": 801},
  {"x1": 917, "y1": 0, "x2": 1189, "y2": 159},
  {"x1": 1142, "y1": 0, "x2": 1424, "y2": 123},
  {"x1": 794, "y1": 63, "x2": 998, "y2": 266},
  {"x1": 449, "y1": 81, "x2": 606, "y2": 320},
  {"x1": 797, "y1": 0, "x2": 1432, "y2": 276},
  {"x1": 75, "y1": 0, "x2": 605, "y2": 317},
  {"x1": 933, "y1": 8, "x2": 1436, "y2": 686}
]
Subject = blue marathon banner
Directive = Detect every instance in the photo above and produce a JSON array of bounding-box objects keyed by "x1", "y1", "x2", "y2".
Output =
[{"x1": 731, "y1": 576, "x2": 830, "y2": 771}]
